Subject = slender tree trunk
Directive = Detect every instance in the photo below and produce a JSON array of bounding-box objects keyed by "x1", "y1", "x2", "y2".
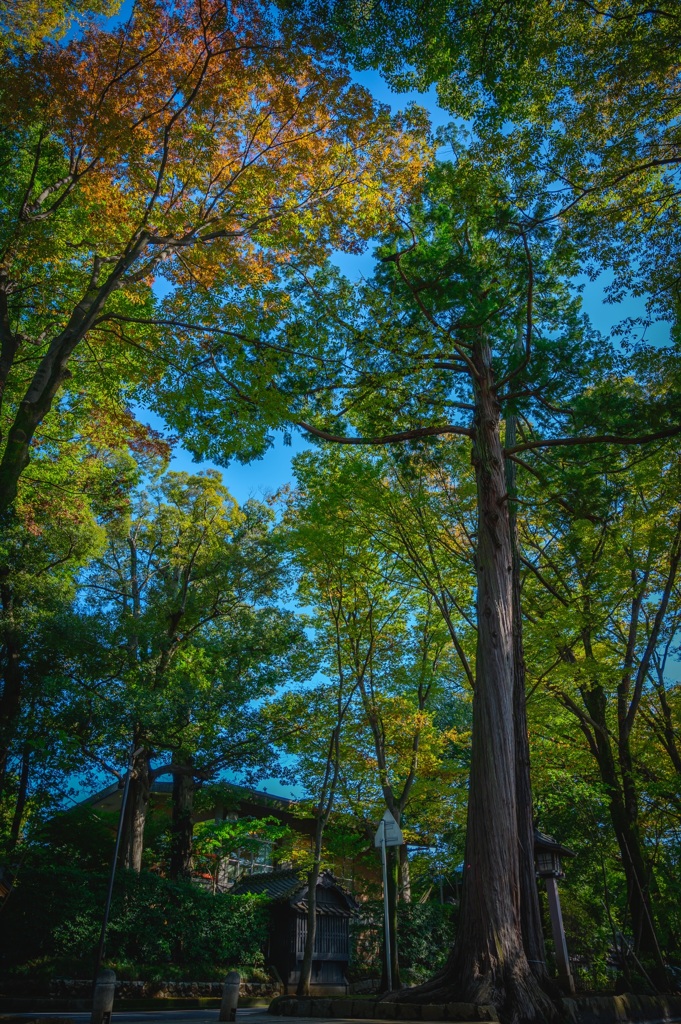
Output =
[
  {"x1": 358, "y1": 707, "x2": 416, "y2": 983},
  {"x1": 0, "y1": 580, "x2": 21, "y2": 803},
  {"x1": 121, "y1": 746, "x2": 151, "y2": 872},
  {"x1": 399, "y1": 843, "x2": 411, "y2": 903},
  {"x1": 594, "y1": 728, "x2": 664, "y2": 975},
  {"x1": 170, "y1": 767, "x2": 195, "y2": 881},
  {"x1": 577, "y1": 677, "x2": 665, "y2": 977},
  {"x1": 298, "y1": 725, "x2": 342, "y2": 996},
  {"x1": 298, "y1": 712, "x2": 347, "y2": 997},
  {"x1": 298, "y1": 852, "x2": 321, "y2": 996},
  {"x1": 505, "y1": 413, "x2": 548, "y2": 981},
  {"x1": 390, "y1": 850, "x2": 400, "y2": 988},
  {"x1": 614, "y1": 814, "x2": 662, "y2": 972},
  {"x1": 611, "y1": 783, "x2": 664, "y2": 979},
  {"x1": 655, "y1": 700, "x2": 681, "y2": 775},
  {"x1": 8, "y1": 741, "x2": 29, "y2": 853},
  {"x1": 398, "y1": 343, "x2": 556, "y2": 1021},
  {"x1": 651, "y1": 679, "x2": 681, "y2": 776},
  {"x1": 0, "y1": 240, "x2": 149, "y2": 516}
]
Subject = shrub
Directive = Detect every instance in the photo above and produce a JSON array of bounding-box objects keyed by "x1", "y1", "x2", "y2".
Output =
[
  {"x1": 0, "y1": 865, "x2": 269, "y2": 980},
  {"x1": 349, "y1": 899, "x2": 456, "y2": 985}
]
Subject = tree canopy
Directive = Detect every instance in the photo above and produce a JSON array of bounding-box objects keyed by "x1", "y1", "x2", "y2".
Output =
[{"x1": 1, "y1": 2, "x2": 681, "y2": 1020}]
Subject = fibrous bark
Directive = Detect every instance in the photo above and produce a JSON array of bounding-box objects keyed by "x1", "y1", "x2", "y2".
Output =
[
  {"x1": 505, "y1": 409, "x2": 548, "y2": 981},
  {"x1": 389, "y1": 340, "x2": 555, "y2": 1023}
]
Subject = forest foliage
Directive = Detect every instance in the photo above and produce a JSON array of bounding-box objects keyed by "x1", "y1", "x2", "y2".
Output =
[{"x1": 0, "y1": 0, "x2": 680, "y2": 1017}]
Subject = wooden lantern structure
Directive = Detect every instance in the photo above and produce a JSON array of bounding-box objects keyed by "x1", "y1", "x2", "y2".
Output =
[
  {"x1": 534, "y1": 830, "x2": 574, "y2": 879},
  {"x1": 534, "y1": 829, "x2": 576, "y2": 993}
]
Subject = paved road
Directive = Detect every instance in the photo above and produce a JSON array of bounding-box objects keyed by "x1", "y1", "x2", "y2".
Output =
[
  {"x1": 4, "y1": 1010, "x2": 426, "y2": 1024},
  {"x1": 8, "y1": 1014, "x2": 237, "y2": 1024},
  {"x1": 2, "y1": 1007, "x2": 421, "y2": 1024},
  {"x1": 5, "y1": 1008, "x2": 675, "y2": 1024}
]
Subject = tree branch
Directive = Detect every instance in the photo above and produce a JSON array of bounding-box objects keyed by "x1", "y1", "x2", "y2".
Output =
[
  {"x1": 507, "y1": 425, "x2": 681, "y2": 454},
  {"x1": 295, "y1": 420, "x2": 473, "y2": 445}
]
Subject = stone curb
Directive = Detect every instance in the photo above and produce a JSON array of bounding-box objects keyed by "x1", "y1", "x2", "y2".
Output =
[
  {"x1": 269, "y1": 993, "x2": 681, "y2": 1024},
  {"x1": 561, "y1": 993, "x2": 681, "y2": 1024},
  {"x1": 44, "y1": 980, "x2": 280, "y2": 999},
  {"x1": 267, "y1": 998, "x2": 498, "y2": 1021}
]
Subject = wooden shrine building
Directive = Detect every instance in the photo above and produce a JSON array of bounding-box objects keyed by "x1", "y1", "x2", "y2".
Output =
[{"x1": 232, "y1": 868, "x2": 357, "y2": 994}]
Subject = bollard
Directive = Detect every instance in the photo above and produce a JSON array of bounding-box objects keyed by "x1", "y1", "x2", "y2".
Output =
[
  {"x1": 219, "y1": 970, "x2": 241, "y2": 1022},
  {"x1": 91, "y1": 969, "x2": 116, "y2": 1024}
]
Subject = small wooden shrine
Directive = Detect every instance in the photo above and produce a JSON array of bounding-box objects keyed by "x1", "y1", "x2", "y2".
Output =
[{"x1": 232, "y1": 868, "x2": 357, "y2": 994}]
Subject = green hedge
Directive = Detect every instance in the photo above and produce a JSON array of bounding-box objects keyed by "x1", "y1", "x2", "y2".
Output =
[{"x1": 0, "y1": 865, "x2": 270, "y2": 980}]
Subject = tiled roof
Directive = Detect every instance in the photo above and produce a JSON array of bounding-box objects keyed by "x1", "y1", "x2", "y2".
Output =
[
  {"x1": 82, "y1": 779, "x2": 294, "y2": 810},
  {"x1": 232, "y1": 868, "x2": 358, "y2": 914},
  {"x1": 232, "y1": 868, "x2": 304, "y2": 901},
  {"x1": 534, "y1": 828, "x2": 575, "y2": 858}
]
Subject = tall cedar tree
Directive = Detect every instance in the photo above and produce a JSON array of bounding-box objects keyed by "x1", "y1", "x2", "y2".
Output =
[{"x1": 157, "y1": 154, "x2": 680, "y2": 1018}]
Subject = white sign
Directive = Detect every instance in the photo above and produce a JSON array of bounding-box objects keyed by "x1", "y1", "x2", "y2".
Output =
[{"x1": 374, "y1": 809, "x2": 404, "y2": 848}]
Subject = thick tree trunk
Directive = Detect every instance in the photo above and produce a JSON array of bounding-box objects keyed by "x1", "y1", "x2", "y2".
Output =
[
  {"x1": 512, "y1": 649, "x2": 548, "y2": 981},
  {"x1": 394, "y1": 345, "x2": 555, "y2": 1022},
  {"x1": 121, "y1": 747, "x2": 151, "y2": 872},
  {"x1": 170, "y1": 768, "x2": 195, "y2": 881},
  {"x1": 444, "y1": 356, "x2": 550, "y2": 1016},
  {"x1": 505, "y1": 414, "x2": 548, "y2": 981}
]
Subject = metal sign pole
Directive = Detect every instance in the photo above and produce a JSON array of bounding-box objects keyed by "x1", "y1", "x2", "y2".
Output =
[
  {"x1": 374, "y1": 809, "x2": 402, "y2": 995},
  {"x1": 380, "y1": 819, "x2": 392, "y2": 993}
]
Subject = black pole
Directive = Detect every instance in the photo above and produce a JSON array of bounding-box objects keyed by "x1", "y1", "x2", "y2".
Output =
[{"x1": 94, "y1": 744, "x2": 136, "y2": 979}]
